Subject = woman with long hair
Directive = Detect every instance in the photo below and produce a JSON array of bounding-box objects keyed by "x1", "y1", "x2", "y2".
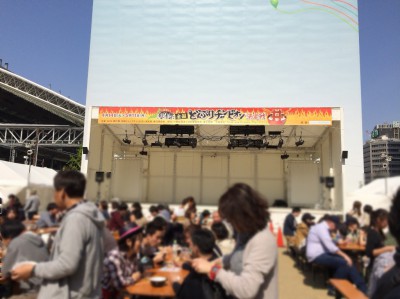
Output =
[
  {"x1": 366, "y1": 209, "x2": 396, "y2": 296},
  {"x1": 347, "y1": 201, "x2": 363, "y2": 223},
  {"x1": 371, "y1": 188, "x2": 400, "y2": 299},
  {"x1": 192, "y1": 183, "x2": 278, "y2": 299},
  {"x1": 366, "y1": 209, "x2": 395, "y2": 262}
]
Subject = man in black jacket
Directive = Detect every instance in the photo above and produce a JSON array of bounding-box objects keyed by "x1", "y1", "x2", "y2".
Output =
[
  {"x1": 372, "y1": 188, "x2": 400, "y2": 299},
  {"x1": 173, "y1": 229, "x2": 227, "y2": 299}
]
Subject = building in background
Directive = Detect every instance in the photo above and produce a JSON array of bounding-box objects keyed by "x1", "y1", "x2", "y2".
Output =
[
  {"x1": 0, "y1": 65, "x2": 84, "y2": 170},
  {"x1": 364, "y1": 121, "x2": 400, "y2": 183},
  {"x1": 83, "y1": 0, "x2": 363, "y2": 213}
]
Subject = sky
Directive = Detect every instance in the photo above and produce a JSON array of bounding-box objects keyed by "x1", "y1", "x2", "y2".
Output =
[{"x1": 0, "y1": 0, "x2": 399, "y2": 138}]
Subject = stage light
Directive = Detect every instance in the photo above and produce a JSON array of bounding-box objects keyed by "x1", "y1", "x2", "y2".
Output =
[
  {"x1": 268, "y1": 131, "x2": 282, "y2": 137},
  {"x1": 165, "y1": 137, "x2": 197, "y2": 148},
  {"x1": 122, "y1": 130, "x2": 131, "y2": 145},
  {"x1": 151, "y1": 141, "x2": 163, "y2": 147},
  {"x1": 245, "y1": 139, "x2": 252, "y2": 149},
  {"x1": 189, "y1": 139, "x2": 197, "y2": 148},
  {"x1": 277, "y1": 138, "x2": 284, "y2": 148},
  {"x1": 295, "y1": 137, "x2": 304, "y2": 147},
  {"x1": 139, "y1": 147, "x2": 148, "y2": 156},
  {"x1": 173, "y1": 140, "x2": 182, "y2": 148},
  {"x1": 281, "y1": 151, "x2": 289, "y2": 160},
  {"x1": 145, "y1": 130, "x2": 158, "y2": 135},
  {"x1": 229, "y1": 126, "x2": 265, "y2": 136}
]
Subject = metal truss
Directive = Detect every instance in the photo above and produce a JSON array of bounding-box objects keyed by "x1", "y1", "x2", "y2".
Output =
[
  {"x1": 0, "y1": 68, "x2": 85, "y2": 125},
  {"x1": 0, "y1": 124, "x2": 83, "y2": 147}
]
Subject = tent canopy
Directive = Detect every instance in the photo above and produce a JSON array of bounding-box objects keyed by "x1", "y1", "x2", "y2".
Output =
[
  {"x1": 0, "y1": 160, "x2": 57, "y2": 208},
  {"x1": 346, "y1": 176, "x2": 400, "y2": 211}
]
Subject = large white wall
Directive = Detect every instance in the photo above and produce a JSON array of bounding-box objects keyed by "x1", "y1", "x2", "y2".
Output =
[{"x1": 85, "y1": 1, "x2": 363, "y2": 210}]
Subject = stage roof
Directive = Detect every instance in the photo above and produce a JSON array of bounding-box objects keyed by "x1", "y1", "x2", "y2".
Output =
[{"x1": 0, "y1": 67, "x2": 85, "y2": 126}]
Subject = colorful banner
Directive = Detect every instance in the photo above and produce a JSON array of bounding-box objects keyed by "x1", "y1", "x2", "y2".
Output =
[{"x1": 98, "y1": 107, "x2": 332, "y2": 126}]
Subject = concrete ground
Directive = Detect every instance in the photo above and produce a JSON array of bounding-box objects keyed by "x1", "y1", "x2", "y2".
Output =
[{"x1": 278, "y1": 249, "x2": 330, "y2": 299}]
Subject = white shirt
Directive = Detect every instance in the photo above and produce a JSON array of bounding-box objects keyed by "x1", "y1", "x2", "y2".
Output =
[{"x1": 306, "y1": 221, "x2": 339, "y2": 262}]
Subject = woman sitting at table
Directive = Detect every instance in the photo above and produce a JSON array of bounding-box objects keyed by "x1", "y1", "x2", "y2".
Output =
[
  {"x1": 366, "y1": 209, "x2": 395, "y2": 265},
  {"x1": 192, "y1": 183, "x2": 278, "y2": 299},
  {"x1": 102, "y1": 226, "x2": 143, "y2": 299},
  {"x1": 366, "y1": 209, "x2": 396, "y2": 296},
  {"x1": 339, "y1": 218, "x2": 366, "y2": 245}
]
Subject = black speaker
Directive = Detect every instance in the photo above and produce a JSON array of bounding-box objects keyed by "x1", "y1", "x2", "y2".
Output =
[
  {"x1": 341, "y1": 151, "x2": 348, "y2": 159},
  {"x1": 95, "y1": 171, "x2": 104, "y2": 183},
  {"x1": 82, "y1": 147, "x2": 89, "y2": 155},
  {"x1": 325, "y1": 176, "x2": 335, "y2": 188},
  {"x1": 106, "y1": 172, "x2": 112, "y2": 179}
]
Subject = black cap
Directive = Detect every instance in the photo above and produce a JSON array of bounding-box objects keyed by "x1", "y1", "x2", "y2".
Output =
[
  {"x1": 325, "y1": 215, "x2": 340, "y2": 227},
  {"x1": 302, "y1": 213, "x2": 315, "y2": 222}
]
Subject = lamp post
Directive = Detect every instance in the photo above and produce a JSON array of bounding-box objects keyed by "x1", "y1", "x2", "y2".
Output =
[
  {"x1": 27, "y1": 148, "x2": 33, "y2": 190},
  {"x1": 381, "y1": 153, "x2": 392, "y2": 196}
]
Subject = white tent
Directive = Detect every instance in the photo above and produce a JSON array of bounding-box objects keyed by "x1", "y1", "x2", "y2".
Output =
[
  {"x1": 0, "y1": 160, "x2": 57, "y2": 210},
  {"x1": 346, "y1": 176, "x2": 400, "y2": 211}
]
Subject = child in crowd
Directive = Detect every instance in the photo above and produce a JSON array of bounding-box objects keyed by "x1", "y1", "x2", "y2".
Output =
[{"x1": 102, "y1": 226, "x2": 143, "y2": 299}]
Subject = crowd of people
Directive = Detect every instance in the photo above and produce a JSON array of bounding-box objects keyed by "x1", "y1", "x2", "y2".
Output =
[
  {"x1": 283, "y1": 197, "x2": 400, "y2": 298},
  {"x1": 1, "y1": 169, "x2": 400, "y2": 299},
  {"x1": 0, "y1": 171, "x2": 279, "y2": 299}
]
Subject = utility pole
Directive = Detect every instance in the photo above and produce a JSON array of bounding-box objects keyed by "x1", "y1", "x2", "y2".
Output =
[{"x1": 33, "y1": 129, "x2": 40, "y2": 166}]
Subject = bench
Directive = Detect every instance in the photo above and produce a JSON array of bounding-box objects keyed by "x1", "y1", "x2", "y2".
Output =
[{"x1": 329, "y1": 279, "x2": 368, "y2": 299}]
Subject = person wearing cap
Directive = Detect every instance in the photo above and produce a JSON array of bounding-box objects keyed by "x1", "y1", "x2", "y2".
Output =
[
  {"x1": 306, "y1": 215, "x2": 367, "y2": 296},
  {"x1": 102, "y1": 226, "x2": 143, "y2": 299},
  {"x1": 294, "y1": 212, "x2": 315, "y2": 250}
]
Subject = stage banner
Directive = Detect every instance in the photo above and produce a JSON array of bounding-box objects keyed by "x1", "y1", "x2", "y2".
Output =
[{"x1": 98, "y1": 107, "x2": 332, "y2": 126}]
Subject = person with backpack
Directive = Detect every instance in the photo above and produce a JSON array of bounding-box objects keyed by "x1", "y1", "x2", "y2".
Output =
[{"x1": 173, "y1": 228, "x2": 227, "y2": 299}]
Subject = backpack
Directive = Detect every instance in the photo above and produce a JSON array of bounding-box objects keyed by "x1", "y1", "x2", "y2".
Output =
[{"x1": 200, "y1": 275, "x2": 229, "y2": 299}]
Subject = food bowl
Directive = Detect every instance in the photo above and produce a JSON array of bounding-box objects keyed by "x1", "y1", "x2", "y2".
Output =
[{"x1": 150, "y1": 276, "x2": 167, "y2": 287}]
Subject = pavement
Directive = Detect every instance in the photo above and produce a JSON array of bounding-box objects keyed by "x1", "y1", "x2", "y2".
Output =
[{"x1": 278, "y1": 249, "x2": 330, "y2": 299}]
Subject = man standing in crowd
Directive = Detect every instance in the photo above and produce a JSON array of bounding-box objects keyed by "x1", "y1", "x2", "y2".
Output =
[
  {"x1": 306, "y1": 215, "x2": 367, "y2": 296},
  {"x1": 283, "y1": 207, "x2": 301, "y2": 248},
  {"x1": 12, "y1": 170, "x2": 105, "y2": 299},
  {"x1": 24, "y1": 190, "x2": 40, "y2": 220}
]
